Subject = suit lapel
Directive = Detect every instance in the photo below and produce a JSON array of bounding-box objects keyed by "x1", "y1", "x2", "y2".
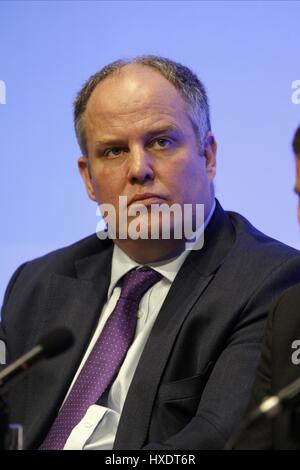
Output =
[
  {"x1": 114, "y1": 202, "x2": 236, "y2": 449},
  {"x1": 25, "y1": 240, "x2": 114, "y2": 448}
]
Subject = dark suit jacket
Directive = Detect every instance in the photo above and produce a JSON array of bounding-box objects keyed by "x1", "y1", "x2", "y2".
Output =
[
  {"x1": 2, "y1": 201, "x2": 300, "y2": 450},
  {"x1": 234, "y1": 285, "x2": 300, "y2": 449}
]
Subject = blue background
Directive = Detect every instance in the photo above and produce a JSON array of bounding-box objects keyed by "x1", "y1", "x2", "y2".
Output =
[{"x1": 0, "y1": 0, "x2": 300, "y2": 302}]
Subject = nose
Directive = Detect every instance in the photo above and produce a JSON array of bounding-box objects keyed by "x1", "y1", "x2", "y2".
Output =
[{"x1": 127, "y1": 146, "x2": 154, "y2": 185}]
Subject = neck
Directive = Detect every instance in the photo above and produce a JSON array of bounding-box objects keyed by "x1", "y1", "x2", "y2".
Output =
[{"x1": 113, "y1": 238, "x2": 187, "y2": 264}]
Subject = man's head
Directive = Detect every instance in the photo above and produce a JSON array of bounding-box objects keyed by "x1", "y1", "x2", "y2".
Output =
[
  {"x1": 293, "y1": 126, "x2": 300, "y2": 223},
  {"x1": 74, "y1": 56, "x2": 211, "y2": 157},
  {"x1": 75, "y1": 56, "x2": 217, "y2": 262}
]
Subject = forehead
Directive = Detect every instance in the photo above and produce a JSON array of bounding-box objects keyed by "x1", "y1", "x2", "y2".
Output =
[{"x1": 85, "y1": 64, "x2": 189, "y2": 128}]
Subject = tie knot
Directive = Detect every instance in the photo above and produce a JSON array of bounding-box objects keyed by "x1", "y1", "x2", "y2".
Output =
[{"x1": 120, "y1": 267, "x2": 162, "y2": 302}]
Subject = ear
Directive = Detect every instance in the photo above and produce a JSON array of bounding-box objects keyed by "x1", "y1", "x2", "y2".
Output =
[
  {"x1": 78, "y1": 156, "x2": 97, "y2": 202},
  {"x1": 203, "y1": 132, "x2": 217, "y2": 181}
]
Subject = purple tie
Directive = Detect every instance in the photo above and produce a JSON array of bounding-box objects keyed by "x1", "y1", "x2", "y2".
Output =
[{"x1": 39, "y1": 267, "x2": 162, "y2": 450}]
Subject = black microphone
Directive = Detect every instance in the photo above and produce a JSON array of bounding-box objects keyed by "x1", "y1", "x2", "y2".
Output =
[
  {"x1": 225, "y1": 376, "x2": 300, "y2": 449},
  {"x1": 0, "y1": 328, "x2": 74, "y2": 388},
  {"x1": 248, "y1": 376, "x2": 300, "y2": 422}
]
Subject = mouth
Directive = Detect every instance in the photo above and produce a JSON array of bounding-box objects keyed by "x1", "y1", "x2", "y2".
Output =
[{"x1": 128, "y1": 193, "x2": 167, "y2": 207}]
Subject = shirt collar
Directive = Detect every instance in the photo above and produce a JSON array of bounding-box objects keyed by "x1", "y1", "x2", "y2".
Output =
[{"x1": 107, "y1": 199, "x2": 216, "y2": 299}]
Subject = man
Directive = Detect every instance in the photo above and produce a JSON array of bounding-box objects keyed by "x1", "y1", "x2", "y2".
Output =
[
  {"x1": 233, "y1": 126, "x2": 300, "y2": 450},
  {"x1": 1, "y1": 56, "x2": 300, "y2": 450}
]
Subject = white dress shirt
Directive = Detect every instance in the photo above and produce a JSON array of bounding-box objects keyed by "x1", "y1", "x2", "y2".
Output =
[{"x1": 64, "y1": 201, "x2": 216, "y2": 450}]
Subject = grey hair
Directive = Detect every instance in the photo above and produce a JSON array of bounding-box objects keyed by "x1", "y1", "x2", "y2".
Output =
[
  {"x1": 293, "y1": 126, "x2": 300, "y2": 156},
  {"x1": 73, "y1": 55, "x2": 211, "y2": 156}
]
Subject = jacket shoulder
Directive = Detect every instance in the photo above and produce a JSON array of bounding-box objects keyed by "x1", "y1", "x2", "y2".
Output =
[
  {"x1": 26, "y1": 233, "x2": 109, "y2": 266},
  {"x1": 228, "y1": 210, "x2": 300, "y2": 259},
  {"x1": 3, "y1": 234, "x2": 112, "y2": 301}
]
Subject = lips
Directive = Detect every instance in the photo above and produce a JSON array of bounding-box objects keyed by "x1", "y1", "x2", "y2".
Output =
[{"x1": 129, "y1": 193, "x2": 167, "y2": 206}]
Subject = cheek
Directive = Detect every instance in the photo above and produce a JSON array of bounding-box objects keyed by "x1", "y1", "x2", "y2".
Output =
[
  {"x1": 166, "y1": 157, "x2": 207, "y2": 193},
  {"x1": 90, "y1": 164, "x2": 123, "y2": 203}
]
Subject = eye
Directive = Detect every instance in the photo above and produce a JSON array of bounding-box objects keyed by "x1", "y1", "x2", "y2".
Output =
[
  {"x1": 152, "y1": 137, "x2": 173, "y2": 150},
  {"x1": 103, "y1": 147, "x2": 124, "y2": 158}
]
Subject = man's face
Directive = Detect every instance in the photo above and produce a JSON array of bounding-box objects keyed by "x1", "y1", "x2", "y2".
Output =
[{"x1": 78, "y1": 64, "x2": 216, "y2": 241}]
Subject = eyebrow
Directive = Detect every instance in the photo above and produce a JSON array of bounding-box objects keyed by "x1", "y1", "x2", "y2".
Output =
[{"x1": 94, "y1": 125, "x2": 181, "y2": 148}]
